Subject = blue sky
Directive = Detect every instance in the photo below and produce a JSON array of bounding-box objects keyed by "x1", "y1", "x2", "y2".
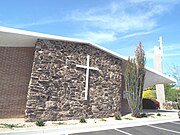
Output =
[{"x1": 0, "y1": 0, "x2": 180, "y2": 75}]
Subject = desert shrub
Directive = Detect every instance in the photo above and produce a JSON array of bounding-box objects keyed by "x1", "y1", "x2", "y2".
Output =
[
  {"x1": 172, "y1": 102, "x2": 179, "y2": 109},
  {"x1": 53, "y1": 122, "x2": 64, "y2": 125},
  {"x1": 124, "y1": 117, "x2": 133, "y2": 120},
  {"x1": 115, "y1": 113, "x2": 122, "y2": 120},
  {"x1": 79, "y1": 117, "x2": 86, "y2": 123},
  {"x1": 141, "y1": 113, "x2": 148, "y2": 118},
  {"x1": 163, "y1": 101, "x2": 179, "y2": 110},
  {"x1": 0, "y1": 123, "x2": 25, "y2": 129},
  {"x1": 163, "y1": 102, "x2": 173, "y2": 110},
  {"x1": 35, "y1": 119, "x2": 45, "y2": 126},
  {"x1": 165, "y1": 84, "x2": 180, "y2": 101},
  {"x1": 178, "y1": 98, "x2": 180, "y2": 109},
  {"x1": 157, "y1": 113, "x2": 161, "y2": 116},
  {"x1": 143, "y1": 98, "x2": 160, "y2": 109},
  {"x1": 142, "y1": 90, "x2": 156, "y2": 99},
  {"x1": 100, "y1": 118, "x2": 107, "y2": 122}
]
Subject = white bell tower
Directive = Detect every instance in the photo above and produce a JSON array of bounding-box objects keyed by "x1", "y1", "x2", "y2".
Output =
[{"x1": 154, "y1": 36, "x2": 165, "y2": 109}]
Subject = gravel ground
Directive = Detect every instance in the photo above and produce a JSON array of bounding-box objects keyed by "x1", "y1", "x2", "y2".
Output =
[{"x1": 0, "y1": 109, "x2": 178, "y2": 132}]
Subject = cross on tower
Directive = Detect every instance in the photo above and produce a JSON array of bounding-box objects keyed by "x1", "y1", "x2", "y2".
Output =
[{"x1": 76, "y1": 55, "x2": 99, "y2": 100}]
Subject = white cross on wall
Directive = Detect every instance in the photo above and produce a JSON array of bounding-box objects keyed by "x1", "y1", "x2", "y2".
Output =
[{"x1": 76, "y1": 55, "x2": 99, "y2": 100}]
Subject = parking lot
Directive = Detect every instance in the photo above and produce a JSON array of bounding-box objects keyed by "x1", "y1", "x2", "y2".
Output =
[{"x1": 70, "y1": 120, "x2": 180, "y2": 135}]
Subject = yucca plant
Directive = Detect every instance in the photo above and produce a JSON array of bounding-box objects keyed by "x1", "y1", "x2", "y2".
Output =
[
  {"x1": 79, "y1": 117, "x2": 87, "y2": 123},
  {"x1": 115, "y1": 113, "x2": 122, "y2": 120},
  {"x1": 35, "y1": 118, "x2": 45, "y2": 126}
]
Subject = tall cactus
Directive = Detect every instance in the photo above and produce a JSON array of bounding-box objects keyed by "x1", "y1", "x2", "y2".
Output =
[{"x1": 125, "y1": 42, "x2": 146, "y2": 117}]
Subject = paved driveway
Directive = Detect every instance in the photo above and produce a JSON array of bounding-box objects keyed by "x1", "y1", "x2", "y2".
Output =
[{"x1": 70, "y1": 120, "x2": 180, "y2": 135}]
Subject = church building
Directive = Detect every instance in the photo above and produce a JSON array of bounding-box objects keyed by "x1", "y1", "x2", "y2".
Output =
[{"x1": 0, "y1": 27, "x2": 176, "y2": 121}]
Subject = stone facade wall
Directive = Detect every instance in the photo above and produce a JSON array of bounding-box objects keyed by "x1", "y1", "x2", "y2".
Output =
[
  {"x1": 0, "y1": 47, "x2": 34, "y2": 118},
  {"x1": 26, "y1": 39, "x2": 123, "y2": 121},
  {"x1": 120, "y1": 76, "x2": 131, "y2": 115}
]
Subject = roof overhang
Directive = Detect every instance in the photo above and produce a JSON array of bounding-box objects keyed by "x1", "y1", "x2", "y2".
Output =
[
  {"x1": 144, "y1": 67, "x2": 177, "y2": 89},
  {"x1": 0, "y1": 26, "x2": 177, "y2": 88},
  {"x1": 0, "y1": 26, "x2": 127, "y2": 59}
]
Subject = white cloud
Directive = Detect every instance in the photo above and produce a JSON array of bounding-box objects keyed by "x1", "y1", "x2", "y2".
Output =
[
  {"x1": 112, "y1": 42, "x2": 180, "y2": 61},
  {"x1": 76, "y1": 31, "x2": 117, "y2": 43},
  {"x1": 146, "y1": 48, "x2": 154, "y2": 59},
  {"x1": 164, "y1": 53, "x2": 180, "y2": 57},
  {"x1": 119, "y1": 31, "x2": 154, "y2": 39},
  {"x1": 116, "y1": 45, "x2": 137, "y2": 57},
  {"x1": 9, "y1": 0, "x2": 179, "y2": 44},
  {"x1": 163, "y1": 45, "x2": 180, "y2": 51},
  {"x1": 145, "y1": 44, "x2": 180, "y2": 59},
  {"x1": 129, "y1": 0, "x2": 179, "y2": 4},
  {"x1": 68, "y1": 0, "x2": 175, "y2": 43},
  {"x1": 163, "y1": 44, "x2": 180, "y2": 57},
  {"x1": 14, "y1": 18, "x2": 62, "y2": 28},
  {"x1": 69, "y1": 5, "x2": 158, "y2": 33}
]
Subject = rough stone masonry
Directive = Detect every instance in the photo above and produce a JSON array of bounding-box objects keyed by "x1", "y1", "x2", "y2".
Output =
[{"x1": 25, "y1": 39, "x2": 123, "y2": 121}]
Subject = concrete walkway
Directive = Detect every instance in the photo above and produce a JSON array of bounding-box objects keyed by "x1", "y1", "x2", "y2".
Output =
[{"x1": 0, "y1": 110, "x2": 179, "y2": 135}]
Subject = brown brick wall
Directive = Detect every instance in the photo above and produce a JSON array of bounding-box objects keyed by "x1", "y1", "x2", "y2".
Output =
[{"x1": 0, "y1": 47, "x2": 34, "y2": 118}]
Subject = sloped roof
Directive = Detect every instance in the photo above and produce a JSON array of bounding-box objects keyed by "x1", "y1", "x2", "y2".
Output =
[{"x1": 0, "y1": 26, "x2": 176, "y2": 88}]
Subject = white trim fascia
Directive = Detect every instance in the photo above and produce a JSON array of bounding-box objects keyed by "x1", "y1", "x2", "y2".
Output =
[{"x1": 0, "y1": 26, "x2": 128, "y2": 61}]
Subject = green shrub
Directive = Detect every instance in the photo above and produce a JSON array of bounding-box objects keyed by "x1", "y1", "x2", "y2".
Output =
[
  {"x1": 53, "y1": 122, "x2": 64, "y2": 125},
  {"x1": 35, "y1": 119, "x2": 45, "y2": 126},
  {"x1": 177, "y1": 98, "x2": 180, "y2": 109},
  {"x1": 142, "y1": 90, "x2": 156, "y2": 99},
  {"x1": 115, "y1": 113, "x2": 122, "y2": 120},
  {"x1": 124, "y1": 117, "x2": 133, "y2": 120},
  {"x1": 79, "y1": 117, "x2": 86, "y2": 123},
  {"x1": 164, "y1": 84, "x2": 180, "y2": 101},
  {"x1": 0, "y1": 123, "x2": 25, "y2": 129},
  {"x1": 100, "y1": 118, "x2": 107, "y2": 122},
  {"x1": 157, "y1": 113, "x2": 161, "y2": 116},
  {"x1": 141, "y1": 113, "x2": 148, "y2": 118}
]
